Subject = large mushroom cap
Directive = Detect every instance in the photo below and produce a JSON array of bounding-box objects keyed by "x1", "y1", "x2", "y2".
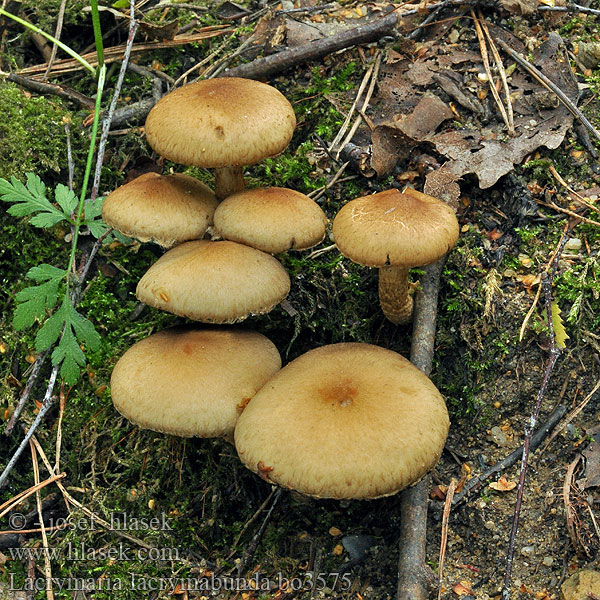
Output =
[
  {"x1": 136, "y1": 240, "x2": 291, "y2": 323},
  {"x1": 213, "y1": 187, "x2": 328, "y2": 254},
  {"x1": 235, "y1": 343, "x2": 449, "y2": 499},
  {"x1": 111, "y1": 327, "x2": 281, "y2": 438},
  {"x1": 101, "y1": 172, "x2": 218, "y2": 248},
  {"x1": 145, "y1": 78, "x2": 296, "y2": 168},
  {"x1": 332, "y1": 188, "x2": 459, "y2": 268}
]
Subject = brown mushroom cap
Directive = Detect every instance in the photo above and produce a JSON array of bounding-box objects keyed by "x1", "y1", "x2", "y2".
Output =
[
  {"x1": 111, "y1": 327, "x2": 281, "y2": 438},
  {"x1": 213, "y1": 187, "x2": 328, "y2": 253},
  {"x1": 101, "y1": 172, "x2": 218, "y2": 248},
  {"x1": 145, "y1": 78, "x2": 296, "y2": 168},
  {"x1": 234, "y1": 343, "x2": 449, "y2": 499},
  {"x1": 332, "y1": 188, "x2": 459, "y2": 267},
  {"x1": 136, "y1": 240, "x2": 291, "y2": 323}
]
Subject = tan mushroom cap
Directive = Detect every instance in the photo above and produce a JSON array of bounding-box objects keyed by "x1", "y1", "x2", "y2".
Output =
[
  {"x1": 145, "y1": 78, "x2": 296, "y2": 168},
  {"x1": 235, "y1": 343, "x2": 449, "y2": 499},
  {"x1": 136, "y1": 240, "x2": 291, "y2": 323},
  {"x1": 111, "y1": 327, "x2": 281, "y2": 438},
  {"x1": 213, "y1": 187, "x2": 328, "y2": 253},
  {"x1": 332, "y1": 188, "x2": 459, "y2": 267},
  {"x1": 101, "y1": 172, "x2": 218, "y2": 248}
]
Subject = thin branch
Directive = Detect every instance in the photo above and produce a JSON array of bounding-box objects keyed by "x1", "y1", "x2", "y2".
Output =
[
  {"x1": 219, "y1": 11, "x2": 398, "y2": 80},
  {"x1": 4, "y1": 350, "x2": 50, "y2": 436},
  {"x1": 501, "y1": 268, "x2": 563, "y2": 599},
  {"x1": 451, "y1": 403, "x2": 568, "y2": 505},
  {"x1": 0, "y1": 365, "x2": 59, "y2": 489},
  {"x1": 42, "y1": 0, "x2": 67, "y2": 80},
  {"x1": 4, "y1": 73, "x2": 95, "y2": 108},
  {"x1": 91, "y1": 3, "x2": 138, "y2": 201},
  {"x1": 495, "y1": 36, "x2": 600, "y2": 144}
]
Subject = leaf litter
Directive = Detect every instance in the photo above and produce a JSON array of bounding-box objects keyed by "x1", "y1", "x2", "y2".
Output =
[{"x1": 365, "y1": 28, "x2": 579, "y2": 189}]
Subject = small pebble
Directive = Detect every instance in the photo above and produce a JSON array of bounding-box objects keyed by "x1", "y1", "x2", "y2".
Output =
[
  {"x1": 341, "y1": 535, "x2": 374, "y2": 561},
  {"x1": 521, "y1": 545, "x2": 535, "y2": 556},
  {"x1": 543, "y1": 556, "x2": 554, "y2": 567},
  {"x1": 489, "y1": 426, "x2": 509, "y2": 447}
]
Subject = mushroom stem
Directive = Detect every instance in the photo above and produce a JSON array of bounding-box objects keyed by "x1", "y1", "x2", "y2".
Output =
[
  {"x1": 378, "y1": 266, "x2": 413, "y2": 325},
  {"x1": 214, "y1": 166, "x2": 245, "y2": 200}
]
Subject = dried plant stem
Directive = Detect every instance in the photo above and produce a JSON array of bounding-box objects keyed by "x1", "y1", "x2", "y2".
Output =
[
  {"x1": 477, "y1": 11, "x2": 514, "y2": 133},
  {"x1": 472, "y1": 10, "x2": 513, "y2": 134},
  {"x1": 495, "y1": 36, "x2": 600, "y2": 144},
  {"x1": 0, "y1": 472, "x2": 66, "y2": 519},
  {"x1": 29, "y1": 435, "x2": 157, "y2": 551},
  {"x1": 437, "y1": 480, "x2": 456, "y2": 600},
  {"x1": 501, "y1": 271, "x2": 562, "y2": 599},
  {"x1": 30, "y1": 441, "x2": 54, "y2": 600},
  {"x1": 91, "y1": 3, "x2": 138, "y2": 201}
]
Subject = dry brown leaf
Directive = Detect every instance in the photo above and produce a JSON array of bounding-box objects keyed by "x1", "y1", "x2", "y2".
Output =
[
  {"x1": 452, "y1": 581, "x2": 473, "y2": 596},
  {"x1": 489, "y1": 476, "x2": 517, "y2": 492}
]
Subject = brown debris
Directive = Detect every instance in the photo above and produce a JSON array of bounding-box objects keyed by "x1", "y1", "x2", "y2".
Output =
[{"x1": 366, "y1": 31, "x2": 579, "y2": 188}]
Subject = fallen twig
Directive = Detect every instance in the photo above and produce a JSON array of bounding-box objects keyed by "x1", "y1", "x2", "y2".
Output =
[
  {"x1": 219, "y1": 11, "x2": 398, "y2": 80},
  {"x1": 451, "y1": 403, "x2": 568, "y2": 505},
  {"x1": 235, "y1": 489, "x2": 282, "y2": 578},
  {"x1": 495, "y1": 35, "x2": 600, "y2": 144},
  {"x1": 17, "y1": 27, "x2": 230, "y2": 77},
  {"x1": 397, "y1": 258, "x2": 446, "y2": 600},
  {"x1": 3, "y1": 73, "x2": 95, "y2": 108},
  {"x1": 541, "y1": 378, "x2": 600, "y2": 453},
  {"x1": 501, "y1": 269, "x2": 563, "y2": 599}
]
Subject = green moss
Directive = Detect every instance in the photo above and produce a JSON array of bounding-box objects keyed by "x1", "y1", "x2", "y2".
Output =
[{"x1": 0, "y1": 83, "x2": 86, "y2": 183}]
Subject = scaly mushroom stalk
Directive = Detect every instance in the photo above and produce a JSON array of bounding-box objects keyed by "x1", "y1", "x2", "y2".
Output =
[
  {"x1": 378, "y1": 266, "x2": 412, "y2": 325},
  {"x1": 214, "y1": 166, "x2": 245, "y2": 200}
]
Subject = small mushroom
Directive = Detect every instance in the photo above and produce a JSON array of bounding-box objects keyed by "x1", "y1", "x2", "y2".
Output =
[
  {"x1": 101, "y1": 172, "x2": 218, "y2": 248},
  {"x1": 136, "y1": 240, "x2": 291, "y2": 323},
  {"x1": 234, "y1": 343, "x2": 449, "y2": 499},
  {"x1": 111, "y1": 327, "x2": 281, "y2": 440},
  {"x1": 213, "y1": 187, "x2": 328, "y2": 254},
  {"x1": 332, "y1": 188, "x2": 459, "y2": 324},
  {"x1": 145, "y1": 78, "x2": 296, "y2": 200}
]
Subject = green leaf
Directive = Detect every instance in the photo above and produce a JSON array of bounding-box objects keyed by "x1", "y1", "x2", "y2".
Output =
[
  {"x1": 0, "y1": 174, "x2": 71, "y2": 228},
  {"x1": 26, "y1": 264, "x2": 66, "y2": 283},
  {"x1": 82, "y1": 196, "x2": 109, "y2": 239},
  {"x1": 36, "y1": 297, "x2": 102, "y2": 385},
  {"x1": 13, "y1": 264, "x2": 66, "y2": 330},
  {"x1": 54, "y1": 184, "x2": 78, "y2": 216},
  {"x1": 35, "y1": 301, "x2": 67, "y2": 351}
]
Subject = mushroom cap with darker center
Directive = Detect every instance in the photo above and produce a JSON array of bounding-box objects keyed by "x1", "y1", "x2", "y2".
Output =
[
  {"x1": 213, "y1": 187, "x2": 328, "y2": 253},
  {"x1": 101, "y1": 172, "x2": 218, "y2": 248},
  {"x1": 234, "y1": 343, "x2": 449, "y2": 499},
  {"x1": 145, "y1": 78, "x2": 296, "y2": 168},
  {"x1": 136, "y1": 240, "x2": 291, "y2": 323},
  {"x1": 111, "y1": 327, "x2": 281, "y2": 438},
  {"x1": 332, "y1": 188, "x2": 459, "y2": 267}
]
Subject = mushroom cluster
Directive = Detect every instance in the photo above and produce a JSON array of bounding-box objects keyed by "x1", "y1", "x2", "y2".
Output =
[
  {"x1": 106, "y1": 75, "x2": 457, "y2": 504},
  {"x1": 108, "y1": 77, "x2": 328, "y2": 445}
]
